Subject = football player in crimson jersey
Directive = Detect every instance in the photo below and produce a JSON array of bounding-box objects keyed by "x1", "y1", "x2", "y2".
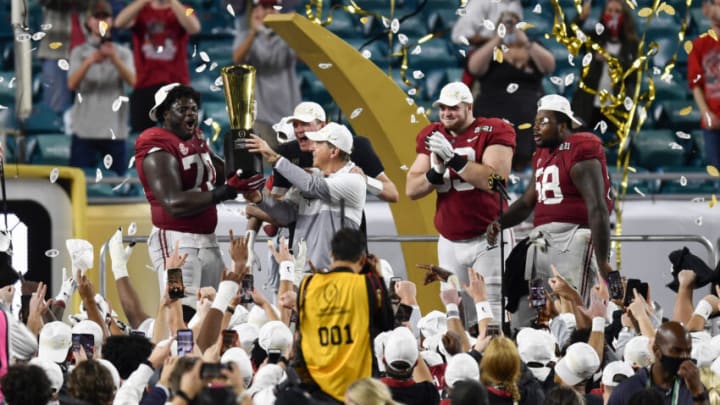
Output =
[
  {"x1": 406, "y1": 82, "x2": 516, "y2": 327},
  {"x1": 486, "y1": 94, "x2": 613, "y2": 328},
  {"x1": 134, "y1": 84, "x2": 263, "y2": 308}
]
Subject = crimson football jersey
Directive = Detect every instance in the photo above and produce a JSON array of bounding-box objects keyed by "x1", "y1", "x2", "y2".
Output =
[
  {"x1": 135, "y1": 127, "x2": 218, "y2": 234},
  {"x1": 415, "y1": 118, "x2": 516, "y2": 241},
  {"x1": 532, "y1": 132, "x2": 613, "y2": 227}
]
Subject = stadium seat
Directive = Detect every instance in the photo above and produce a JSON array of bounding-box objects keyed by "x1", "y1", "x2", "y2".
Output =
[
  {"x1": 194, "y1": 6, "x2": 235, "y2": 39},
  {"x1": 298, "y1": 69, "x2": 333, "y2": 105},
  {"x1": 327, "y1": 11, "x2": 362, "y2": 38},
  {"x1": 657, "y1": 99, "x2": 701, "y2": 132},
  {"x1": 25, "y1": 133, "x2": 71, "y2": 166},
  {"x1": 689, "y1": 129, "x2": 706, "y2": 167},
  {"x1": 445, "y1": 67, "x2": 463, "y2": 83},
  {"x1": 647, "y1": 73, "x2": 691, "y2": 102},
  {"x1": 22, "y1": 101, "x2": 64, "y2": 134},
  {"x1": 607, "y1": 165, "x2": 658, "y2": 196},
  {"x1": 630, "y1": 128, "x2": 686, "y2": 171},
  {"x1": 405, "y1": 38, "x2": 449, "y2": 70},
  {"x1": 422, "y1": 68, "x2": 447, "y2": 101},
  {"x1": 345, "y1": 37, "x2": 390, "y2": 66},
  {"x1": 657, "y1": 166, "x2": 718, "y2": 194},
  {"x1": 426, "y1": 8, "x2": 459, "y2": 34},
  {"x1": 522, "y1": 10, "x2": 553, "y2": 41},
  {"x1": 690, "y1": 8, "x2": 711, "y2": 36}
]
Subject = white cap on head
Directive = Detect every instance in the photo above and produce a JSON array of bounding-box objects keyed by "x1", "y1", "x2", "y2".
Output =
[
  {"x1": 433, "y1": 82, "x2": 473, "y2": 107},
  {"x1": 29, "y1": 357, "x2": 64, "y2": 393},
  {"x1": 384, "y1": 327, "x2": 419, "y2": 372},
  {"x1": 97, "y1": 358, "x2": 121, "y2": 390},
  {"x1": 288, "y1": 101, "x2": 326, "y2": 123},
  {"x1": 537, "y1": 94, "x2": 582, "y2": 126},
  {"x1": 445, "y1": 352, "x2": 480, "y2": 388},
  {"x1": 72, "y1": 320, "x2": 104, "y2": 349},
  {"x1": 148, "y1": 83, "x2": 181, "y2": 122},
  {"x1": 417, "y1": 310, "x2": 448, "y2": 338},
  {"x1": 38, "y1": 321, "x2": 72, "y2": 363},
  {"x1": 247, "y1": 364, "x2": 285, "y2": 396},
  {"x1": 305, "y1": 122, "x2": 354, "y2": 154},
  {"x1": 692, "y1": 334, "x2": 720, "y2": 367},
  {"x1": 227, "y1": 305, "x2": 249, "y2": 330},
  {"x1": 624, "y1": 336, "x2": 655, "y2": 368},
  {"x1": 516, "y1": 327, "x2": 558, "y2": 382},
  {"x1": 221, "y1": 347, "x2": 254, "y2": 386},
  {"x1": 601, "y1": 361, "x2": 634, "y2": 388},
  {"x1": 233, "y1": 323, "x2": 260, "y2": 354},
  {"x1": 554, "y1": 342, "x2": 600, "y2": 386},
  {"x1": 258, "y1": 320, "x2": 293, "y2": 355}
]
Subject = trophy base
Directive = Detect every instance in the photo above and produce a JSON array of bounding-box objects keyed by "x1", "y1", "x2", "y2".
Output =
[{"x1": 224, "y1": 129, "x2": 263, "y2": 179}]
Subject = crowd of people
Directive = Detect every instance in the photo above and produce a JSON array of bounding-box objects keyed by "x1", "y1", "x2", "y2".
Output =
[{"x1": 3, "y1": 0, "x2": 720, "y2": 404}]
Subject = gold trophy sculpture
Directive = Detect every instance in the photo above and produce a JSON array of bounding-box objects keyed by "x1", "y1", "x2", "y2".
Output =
[{"x1": 221, "y1": 65, "x2": 263, "y2": 179}]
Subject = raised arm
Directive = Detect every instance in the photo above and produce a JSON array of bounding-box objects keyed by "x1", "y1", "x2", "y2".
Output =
[
  {"x1": 168, "y1": 0, "x2": 201, "y2": 34},
  {"x1": 466, "y1": 36, "x2": 502, "y2": 77},
  {"x1": 114, "y1": 0, "x2": 151, "y2": 29},
  {"x1": 570, "y1": 159, "x2": 611, "y2": 277}
]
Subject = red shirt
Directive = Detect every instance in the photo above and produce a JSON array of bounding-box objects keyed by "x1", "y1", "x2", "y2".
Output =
[
  {"x1": 688, "y1": 33, "x2": 720, "y2": 127},
  {"x1": 531, "y1": 132, "x2": 612, "y2": 227},
  {"x1": 135, "y1": 127, "x2": 217, "y2": 234},
  {"x1": 131, "y1": 4, "x2": 191, "y2": 88},
  {"x1": 415, "y1": 118, "x2": 516, "y2": 241}
]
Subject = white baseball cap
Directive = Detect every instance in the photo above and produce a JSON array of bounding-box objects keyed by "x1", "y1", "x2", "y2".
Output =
[
  {"x1": 623, "y1": 335, "x2": 655, "y2": 368},
  {"x1": 38, "y1": 321, "x2": 72, "y2": 363},
  {"x1": 221, "y1": 347, "x2": 254, "y2": 386},
  {"x1": 384, "y1": 327, "x2": 419, "y2": 372},
  {"x1": 258, "y1": 320, "x2": 293, "y2": 354},
  {"x1": 445, "y1": 352, "x2": 480, "y2": 388},
  {"x1": 516, "y1": 327, "x2": 558, "y2": 382},
  {"x1": 148, "y1": 83, "x2": 181, "y2": 122},
  {"x1": 232, "y1": 323, "x2": 260, "y2": 354},
  {"x1": 305, "y1": 122, "x2": 354, "y2": 154},
  {"x1": 537, "y1": 94, "x2": 583, "y2": 126},
  {"x1": 417, "y1": 310, "x2": 448, "y2": 338},
  {"x1": 433, "y1": 82, "x2": 473, "y2": 107},
  {"x1": 29, "y1": 357, "x2": 64, "y2": 393},
  {"x1": 72, "y1": 319, "x2": 104, "y2": 349},
  {"x1": 554, "y1": 342, "x2": 600, "y2": 386},
  {"x1": 288, "y1": 101, "x2": 326, "y2": 123},
  {"x1": 601, "y1": 361, "x2": 634, "y2": 387}
]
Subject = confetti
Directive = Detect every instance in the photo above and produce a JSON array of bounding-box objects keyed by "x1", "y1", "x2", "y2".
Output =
[
  {"x1": 112, "y1": 97, "x2": 122, "y2": 112},
  {"x1": 692, "y1": 74, "x2": 702, "y2": 84},
  {"x1": 203, "y1": 117, "x2": 214, "y2": 125},
  {"x1": 695, "y1": 216, "x2": 703, "y2": 226},
  {"x1": 638, "y1": 7, "x2": 653, "y2": 17},
  {"x1": 350, "y1": 108, "x2": 363, "y2": 119},
  {"x1": 406, "y1": 97, "x2": 415, "y2": 105},
  {"x1": 361, "y1": 49, "x2": 372, "y2": 59},
  {"x1": 412, "y1": 70, "x2": 424, "y2": 80},
  {"x1": 95, "y1": 168, "x2": 103, "y2": 183},
  {"x1": 77, "y1": 93, "x2": 83, "y2": 103},
  {"x1": 32, "y1": 32, "x2": 46, "y2": 41},
  {"x1": 416, "y1": 107, "x2": 425, "y2": 115},
  {"x1": 668, "y1": 142, "x2": 683, "y2": 150},
  {"x1": 458, "y1": 36, "x2": 470, "y2": 46},
  {"x1": 506, "y1": 83, "x2": 519, "y2": 93},
  {"x1": 128, "y1": 222, "x2": 137, "y2": 236},
  {"x1": 459, "y1": 49, "x2": 466, "y2": 57},
  {"x1": 400, "y1": 165, "x2": 409, "y2": 171},
  {"x1": 633, "y1": 187, "x2": 645, "y2": 197},
  {"x1": 103, "y1": 154, "x2": 113, "y2": 170},
  {"x1": 45, "y1": 249, "x2": 60, "y2": 258},
  {"x1": 49, "y1": 168, "x2": 59, "y2": 183},
  {"x1": 109, "y1": 128, "x2": 116, "y2": 140},
  {"x1": 568, "y1": 54, "x2": 575, "y2": 67},
  {"x1": 214, "y1": 76, "x2": 223, "y2": 86},
  {"x1": 653, "y1": 67, "x2": 662, "y2": 75},
  {"x1": 623, "y1": 97, "x2": 634, "y2": 111},
  {"x1": 411, "y1": 45, "x2": 421, "y2": 55},
  {"x1": 112, "y1": 176, "x2": 130, "y2": 192},
  {"x1": 156, "y1": 46, "x2": 164, "y2": 53},
  {"x1": 390, "y1": 18, "x2": 400, "y2": 34},
  {"x1": 680, "y1": 176, "x2": 687, "y2": 186},
  {"x1": 49, "y1": 42, "x2": 63, "y2": 50},
  {"x1": 595, "y1": 23, "x2": 604, "y2": 36},
  {"x1": 192, "y1": 44, "x2": 197, "y2": 58},
  {"x1": 711, "y1": 195, "x2": 718, "y2": 208},
  {"x1": 517, "y1": 123, "x2": 532, "y2": 130},
  {"x1": 200, "y1": 51, "x2": 210, "y2": 62},
  {"x1": 684, "y1": 41, "x2": 693, "y2": 54},
  {"x1": 0, "y1": 105, "x2": 6, "y2": 110},
  {"x1": 273, "y1": 5, "x2": 282, "y2": 10},
  {"x1": 493, "y1": 47, "x2": 504, "y2": 63},
  {"x1": 564, "y1": 73, "x2": 575, "y2": 86},
  {"x1": 533, "y1": 4, "x2": 541, "y2": 13},
  {"x1": 226, "y1": 4, "x2": 235, "y2": 16},
  {"x1": 195, "y1": 64, "x2": 207, "y2": 73},
  {"x1": 381, "y1": 17, "x2": 390, "y2": 28},
  {"x1": 509, "y1": 174, "x2": 520, "y2": 184},
  {"x1": 497, "y1": 23, "x2": 507, "y2": 38},
  {"x1": 99, "y1": 21, "x2": 108, "y2": 37},
  {"x1": 410, "y1": 115, "x2": 417, "y2": 124},
  {"x1": 483, "y1": 20, "x2": 495, "y2": 31},
  {"x1": 408, "y1": 88, "x2": 417, "y2": 96},
  {"x1": 209, "y1": 62, "x2": 218, "y2": 71},
  {"x1": 709, "y1": 29, "x2": 718, "y2": 41},
  {"x1": 675, "y1": 131, "x2": 691, "y2": 139},
  {"x1": 41, "y1": 23, "x2": 53, "y2": 30},
  {"x1": 398, "y1": 34, "x2": 408, "y2": 45},
  {"x1": 15, "y1": 32, "x2": 31, "y2": 42},
  {"x1": 678, "y1": 106, "x2": 693, "y2": 116},
  {"x1": 705, "y1": 112, "x2": 714, "y2": 127},
  {"x1": 185, "y1": 7, "x2": 194, "y2": 16},
  {"x1": 455, "y1": 7, "x2": 466, "y2": 16},
  {"x1": 57, "y1": 59, "x2": 69, "y2": 71},
  {"x1": 707, "y1": 165, "x2": 719, "y2": 177},
  {"x1": 582, "y1": 53, "x2": 592, "y2": 67},
  {"x1": 318, "y1": 63, "x2": 333, "y2": 69},
  {"x1": 550, "y1": 76, "x2": 563, "y2": 86},
  {"x1": 127, "y1": 156, "x2": 135, "y2": 169},
  {"x1": 8, "y1": 77, "x2": 14, "y2": 88}
]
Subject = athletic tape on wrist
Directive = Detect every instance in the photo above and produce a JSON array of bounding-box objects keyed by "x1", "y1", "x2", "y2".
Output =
[{"x1": 476, "y1": 301, "x2": 493, "y2": 321}]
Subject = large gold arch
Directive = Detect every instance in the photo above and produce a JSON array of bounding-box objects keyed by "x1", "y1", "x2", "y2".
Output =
[{"x1": 265, "y1": 13, "x2": 441, "y2": 310}]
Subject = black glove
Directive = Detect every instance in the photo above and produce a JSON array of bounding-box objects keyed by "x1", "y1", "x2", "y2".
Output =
[{"x1": 211, "y1": 184, "x2": 238, "y2": 204}]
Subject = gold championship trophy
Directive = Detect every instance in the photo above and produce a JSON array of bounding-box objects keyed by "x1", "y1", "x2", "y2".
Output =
[{"x1": 221, "y1": 65, "x2": 263, "y2": 179}]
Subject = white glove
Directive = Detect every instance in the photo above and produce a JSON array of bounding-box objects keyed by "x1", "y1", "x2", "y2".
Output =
[
  {"x1": 54, "y1": 267, "x2": 77, "y2": 304},
  {"x1": 426, "y1": 132, "x2": 455, "y2": 163},
  {"x1": 108, "y1": 228, "x2": 134, "y2": 280},
  {"x1": 66, "y1": 239, "x2": 94, "y2": 278},
  {"x1": 430, "y1": 152, "x2": 446, "y2": 174}
]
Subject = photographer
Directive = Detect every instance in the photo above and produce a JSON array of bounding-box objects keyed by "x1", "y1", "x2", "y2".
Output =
[{"x1": 67, "y1": 0, "x2": 135, "y2": 175}]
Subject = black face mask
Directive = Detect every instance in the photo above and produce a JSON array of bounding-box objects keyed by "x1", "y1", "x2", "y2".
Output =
[{"x1": 659, "y1": 354, "x2": 689, "y2": 377}]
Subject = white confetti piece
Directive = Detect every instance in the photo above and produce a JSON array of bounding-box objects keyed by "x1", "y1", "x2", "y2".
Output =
[
  {"x1": 0, "y1": 105, "x2": 6, "y2": 110},
  {"x1": 49, "y1": 168, "x2": 59, "y2": 183},
  {"x1": 406, "y1": 97, "x2": 415, "y2": 105},
  {"x1": 459, "y1": 49, "x2": 466, "y2": 57},
  {"x1": 497, "y1": 23, "x2": 507, "y2": 38},
  {"x1": 400, "y1": 165, "x2": 409, "y2": 171},
  {"x1": 156, "y1": 46, "x2": 164, "y2": 53},
  {"x1": 455, "y1": 7, "x2": 466, "y2": 16},
  {"x1": 273, "y1": 5, "x2": 282, "y2": 10},
  {"x1": 390, "y1": 18, "x2": 400, "y2": 34},
  {"x1": 57, "y1": 59, "x2": 69, "y2": 71},
  {"x1": 680, "y1": 176, "x2": 687, "y2": 186},
  {"x1": 195, "y1": 64, "x2": 207, "y2": 73},
  {"x1": 411, "y1": 45, "x2": 421, "y2": 55},
  {"x1": 112, "y1": 97, "x2": 122, "y2": 112},
  {"x1": 350, "y1": 108, "x2": 363, "y2": 119},
  {"x1": 318, "y1": 63, "x2": 333, "y2": 69},
  {"x1": 669, "y1": 142, "x2": 684, "y2": 150},
  {"x1": 127, "y1": 156, "x2": 135, "y2": 169},
  {"x1": 32, "y1": 32, "x2": 46, "y2": 41},
  {"x1": 109, "y1": 128, "x2": 116, "y2": 140},
  {"x1": 214, "y1": 76, "x2": 224, "y2": 86},
  {"x1": 77, "y1": 93, "x2": 83, "y2": 103},
  {"x1": 95, "y1": 168, "x2": 103, "y2": 183},
  {"x1": 398, "y1": 34, "x2": 408, "y2": 45},
  {"x1": 564, "y1": 73, "x2": 575, "y2": 86},
  {"x1": 568, "y1": 54, "x2": 575, "y2": 66},
  {"x1": 506, "y1": 83, "x2": 519, "y2": 93},
  {"x1": 41, "y1": 23, "x2": 52, "y2": 30},
  {"x1": 675, "y1": 131, "x2": 691, "y2": 139},
  {"x1": 209, "y1": 62, "x2": 218, "y2": 71},
  {"x1": 550, "y1": 76, "x2": 563, "y2": 86},
  {"x1": 15, "y1": 32, "x2": 31, "y2": 42},
  {"x1": 458, "y1": 36, "x2": 470, "y2": 46},
  {"x1": 410, "y1": 115, "x2": 417, "y2": 124},
  {"x1": 200, "y1": 51, "x2": 210, "y2": 62},
  {"x1": 532, "y1": 4, "x2": 541, "y2": 13},
  {"x1": 575, "y1": 29, "x2": 587, "y2": 42},
  {"x1": 653, "y1": 67, "x2": 662, "y2": 75},
  {"x1": 381, "y1": 17, "x2": 390, "y2": 28},
  {"x1": 416, "y1": 107, "x2": 425, "y2": 115},
  {"x1": 408, "y1": 88, "x2": 417, "y2": 96},
  {"x1": 99, "y1": 21, "x2": 108, "y2": 37},
  {"x1": 691, "y1": 197, "x2": 705, "y2": 203},
  {"x1": 226, "y1": 4, "x2": 235, "y2": 16},
  {"x1": 633, "y1": 186, "x2": 645, "y2": 197},
  {"x1": 8, "y1": 77, "x2": 15, "y2": 88},
  {"x1": 509, "y1": 174, "x2": 520, "y2": 184},
  {"x1": 695, "y1": 216, "x2": 703, "y2": 226},
  {"x1": 623, "y1": 97, "x2": 634, "y2": 111},
  {"x1": 705, "y1": 112, "x2": 713, "y2": 127},
  {"x1": 119, "y1": 96, "x2": 129, "y2": 102},
  {"x1": 45, "y1": 249, "x2": 60, "y2": 258},
  {"x1": 361, "y1": 49, "x2": 372, "y2": 59},
  {"x1": 483, "y1": 20, "x2": 495, "y2": 31},
  {"x1": 693, "y1": 74, "x2": 701, "y2": 84},
  {"x1": 595, "y1": 23, "x2": 605, "y2": 36},
  {"x1": 192, "y1": 44, "x2": 197, "y2": 58},
  {"x1": 582, "y1": 53, "x2": 593, "y2": 67},
  {"x1": 112, "y1": 176, "x2": 130, "y2": 191},
  {"x1": 203, "y1": 117, "x2": 214, "y2": 125},
  {"x1": 412, "y1": 70, "x2": 424, "y2": 79},
  {"x1": 128, "y1": 222, "x2": 137, "y2": 236},
  {"x1": 103, "y1": 154, "x2": 113, "y2": 170}
]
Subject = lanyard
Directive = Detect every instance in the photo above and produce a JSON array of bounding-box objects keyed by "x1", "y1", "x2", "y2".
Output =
[{"x1": 646, "y1": 371, "x2": 680, "y2": 405}]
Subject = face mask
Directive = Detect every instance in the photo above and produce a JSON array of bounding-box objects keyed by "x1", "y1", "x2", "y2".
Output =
[
  {"x1": 659, "y1": 354, "x2": 689, "y2": 377},
  {"x1": 601, "y1": 13, "x2": 624, "y2": 37}
]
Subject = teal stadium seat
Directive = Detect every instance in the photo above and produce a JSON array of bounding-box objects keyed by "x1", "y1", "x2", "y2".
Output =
[
  {"x1": 689, "y1": 129, "x2": 706, "y2": 167},
  {"x1": 630, "y1": 129, "x2": 686, "y2": 171},
  {"x1": 23, "y1": 101, "x2": 64, "y2": 134},
  {"x1": 521, "y1": 10, "x2": 554, "y2": 41},
  {"x1": 406, "y1": 38, "x2": 449, "y2": 69},
  {"x1": 608, "y1": 165, "x2": 658, "y2": 195},
  {"x1": 422, "y1": 68, "x2": 447, "y2": 101},
  {"x1": 691, "y1": 8, "x2": 711, "y2": 36},
  {"x1": 426, "y1": 8, "x2": 458, "y2": 33},
  {"x1": 657, "y1": 99, "x2": 701, "y2": 132},
  {"x1": 328, "y1": 11, "x2": 361, "y2": 38},
  {"x1": 345, "y1": 38, "x2": 390, "y2": 67},
  {"x1": 657, "y1": 166, "x2": 718, "y2": 194},
  {"x1": 26, "y1": 133, "x2": 71, "y2": 166},
  {"x1": 445, "y1": 67, "x2": 463, "y2": 83}
]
